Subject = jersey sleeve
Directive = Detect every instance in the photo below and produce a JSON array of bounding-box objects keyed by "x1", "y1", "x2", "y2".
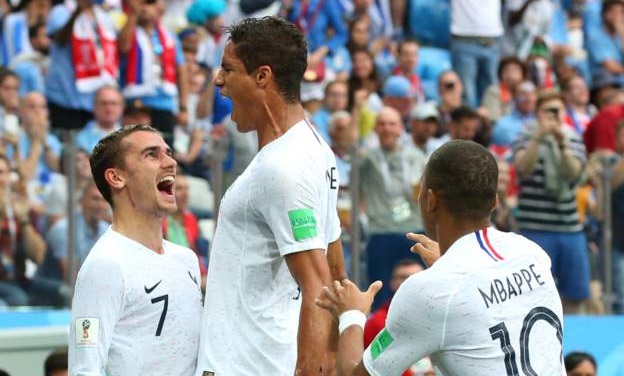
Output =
[
  {"x1": 362, "y1": 274, "x2": 444, "y2": 375},
  {"x1": 256, "y1": 161, "x2": 328, "y2": 256},
  {"x1": 69, "y1": 256, "x2": 125, "y2": 376}
]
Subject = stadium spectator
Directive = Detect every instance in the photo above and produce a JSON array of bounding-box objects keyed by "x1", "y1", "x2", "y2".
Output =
[
  {"x1": 586, "y1": 0, "x2": 624, "y2": 85},
  {"x1": 450, "y1": 0, "x2": 503, "y2": 107},
  {"x1": 0, "y1": 70, "x2": 21, "y2": 137},
  {"x1": 10, "y1": 22, "x2": 50, "y2": 96},
  {"x1": 0, "y1": 154, "x2": 46, "y2": 306},
  {"x1": 481, "y1": 56, "x2": 526, "y2": 122},
  {"x1": 409, "y1": 102, "x2": 439, "y2": 156},
  {"x1": 0, "y1": 0, "x2": 50, "y2": 65},
  {"x1": 75, "y1": 86, "x2": 123, "y2": 154},
  {"x1": 11, "y1": 93, "x2": 61, "y2": 210},
  {"x1": 187, "y1": 0, "x2": 227, "y2": 71},
  {"x1": 194, "y1": 17, "x2": 345, "y2": 376},
  {"x1": 513, "y1": 89, "x2": 590, "y2": 313},
  {"x1": 118, "y1": 0, "x2": 188, "y2": 147},
  {"x1": 562, "y1": 74, "x2": 595, "y2": 135},
  {"x1": 45, "y1": 0, "x2": 118, "y2": 131},
  {"x1": 381, "y1": 75, "x2": 414, "y2": 124},
  {"x1": 31, "y1": 181, "x2": 109, "y2": 306},
  {"x1": 432, "y1": 105, "x2": 482, "y2": 149},
  {"x1": 44, "y1": 347, "x2": 68, "y2": 376},
  {"x1": 162, "y1": 172, "x2": 208, "y2": 287},
  {"x1": 503, "y1": 0, "x2": 555, "y2": 59},
  {"x1": 492, "y1": 80, "x2": 538, "y2": 147},
  {"x1": 358, "y1": 107, "x2": 426, "y2": 308},
  {"x1": 491, "y1": 158, "x2": 518, "y2": 232},
  {"x1": 342, "y1": 0, "x2": 392, "y2": 43},
  {"x1": 583, "y1": 100, "x2": 624, "y2": 154},
  {"x1": 564, "y1": 351, "x2": 597, "y2": 376},
  {"x1": 435, "y1": 69, "x2": 463, "y2": 137},
  {"x1": 317, "y1": 140, "x2": 565, "y2": 376},
  {"x1": 69, "y1": 125, "x2": 202, "y2": 375},
  {"x1": 348, "y1": 47, "x2": 384, "y2": 115},
  {"x1": 311, "y1": 80, "x2": 349, "y2": 142},
  {"x1": 392, "y1": 39, "x2": 425, "y2": 104}
]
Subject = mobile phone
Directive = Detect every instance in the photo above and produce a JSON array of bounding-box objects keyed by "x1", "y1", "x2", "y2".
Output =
[
  {"x1": 444, "y1": 82, "x2": 455, "y2": 91},
  {"x1": 545, "y1": 107, "x2": 559, "y2": 118}
]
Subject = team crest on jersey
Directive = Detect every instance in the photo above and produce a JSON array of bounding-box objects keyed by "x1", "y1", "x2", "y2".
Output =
[{"x1": 75, "y1": 317, "x2": 100, "y2": 347}]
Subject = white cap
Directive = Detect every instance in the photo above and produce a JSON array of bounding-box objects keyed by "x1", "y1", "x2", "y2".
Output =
[{"x1": 410, "y1": 101, "x2": 439, "y2": 121}]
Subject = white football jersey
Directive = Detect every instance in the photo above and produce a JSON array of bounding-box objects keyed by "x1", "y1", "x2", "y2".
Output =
[
  {"x1": 363, "y1": 227, "x2": 565, "y2": 376},
  {"x1": 69, "y1": 228, "x2": 202, "y2": 376},
  {"x1": 195, "y1": 119, "x2": 341, "y2": 375}
]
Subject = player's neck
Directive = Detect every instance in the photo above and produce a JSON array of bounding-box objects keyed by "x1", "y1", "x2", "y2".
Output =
[
  {"x1": 437, "y1": 216, "x2": 490, "y2": 255},
  {"x1": 257, "y1": 100, "x2": 305, "y2": 149},
  {"x1": 111, "y1": 210, "x2": 165, "y2": 254}
]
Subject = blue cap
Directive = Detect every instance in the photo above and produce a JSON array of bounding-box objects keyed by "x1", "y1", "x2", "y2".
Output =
[
  {"x1": 186, "y1": 0, "x2": 226, "y2": 25},
  {"x1": 382, "y1": 76, "x2": 412, "y2": 98},
  {"x1": 47, "y1": 4, "x2": 71, "y2": 36}
]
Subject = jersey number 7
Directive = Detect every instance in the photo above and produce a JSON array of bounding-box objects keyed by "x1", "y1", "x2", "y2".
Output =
[
  {"x1": 151, "y1": 294, "x2": 169, "y2": 336},
  {"x1": 489, "y1": 306, "x2": 562, "y2": 376}
]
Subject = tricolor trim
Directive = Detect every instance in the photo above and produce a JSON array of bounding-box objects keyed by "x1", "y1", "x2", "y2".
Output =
[{"x1": 475, "y1": 227, "x2": 504, "y2": 262}]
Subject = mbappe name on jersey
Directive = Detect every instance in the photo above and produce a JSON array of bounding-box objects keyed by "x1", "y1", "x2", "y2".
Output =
[{"x1": 477, "y1": 264, "x2": 546, "y2": 309}]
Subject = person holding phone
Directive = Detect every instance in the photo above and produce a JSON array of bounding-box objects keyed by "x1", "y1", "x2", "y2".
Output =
[{"x1": 513, "y1": 89, "x2": 589, "y2": 314}]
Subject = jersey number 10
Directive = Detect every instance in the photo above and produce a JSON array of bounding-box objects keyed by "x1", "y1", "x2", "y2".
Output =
[{"x1": 489, "y1": 306, "x2": 562, "y2": 376}]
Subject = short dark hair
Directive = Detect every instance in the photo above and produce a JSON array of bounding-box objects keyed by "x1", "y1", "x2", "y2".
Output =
[
  {"x1": 28, "y1": 22, "x2": 46, "y2": 40},
  {"x1": 602, "y1": 0, "x2": 624, "y2": 17},
  {"x1": 497, "y1": 56, "x2": 526, "y2": 81},
  {"x1": 44, "y1": 347, "x2": 68, "y2": 376},
  {"x1": 226, "y1": 17, "x2": 307, "y2": 103},
  {"x1": 450, "y1": 106, "x2": 479, "y2": 123},
  {"x1": 397, "y1": 38, "x2": 419, "y2": 55},
  {"x1": 424, "y1": 140, "x2": 498, "y2": 220},
  {"x1": 564, "y1": 351, "x2": 597, "y2": 372},
  {"x1": 90, "y1": 124, "x2": 161, "y2": 206}
]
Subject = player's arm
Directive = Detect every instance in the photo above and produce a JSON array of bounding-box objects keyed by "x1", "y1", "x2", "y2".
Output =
[
  {"x1": 69, "y1": 258, "x2": 124, "y2": 376},
  {"x1": 286, "y1": 248, "x2": 334, "y2": 376}
]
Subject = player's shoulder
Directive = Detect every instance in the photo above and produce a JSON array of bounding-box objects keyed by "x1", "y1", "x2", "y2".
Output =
[
  {"x1": 76, "y1": 231, "x2": 127, "y2": 282},
  {"x1": 163, "y1": 240, "x2": 199, "y2": 265}
]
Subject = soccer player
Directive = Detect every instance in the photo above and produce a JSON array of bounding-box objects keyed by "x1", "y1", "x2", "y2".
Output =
[
  {"x1": 317, "y1": 140, "x2": 565, "y2": 376},
  {"x1": 194, "y1": 17, "x2": 345, "y2": 375},
  {"x1": 69, "y1": 125, "x2": 202, "y2": 376}
]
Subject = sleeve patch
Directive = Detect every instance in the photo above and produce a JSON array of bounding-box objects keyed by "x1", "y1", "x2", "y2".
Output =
[
  {"x1": 370, "y1": 328, "x2": 394, "y2": 360},
  {"x1": 75, "y1": 317, "x2": 100, "y2": 347},
  {"x1": 288, "y1": 208, "x2": 318, "y2": 241}
]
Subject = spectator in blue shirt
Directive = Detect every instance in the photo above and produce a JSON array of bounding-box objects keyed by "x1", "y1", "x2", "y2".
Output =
[
  {"x1": 492, "y1": 80, "x2": 538, "y2": 147},
  {"x1": 75, "y1": 86, "x2": 123, "y2": 154},
  {"x1": 586, "y1": 0, "x2": 624, "y2": 84},
  {"x1": 311, "y1": 80, "x2": 349, "y2": 142}
]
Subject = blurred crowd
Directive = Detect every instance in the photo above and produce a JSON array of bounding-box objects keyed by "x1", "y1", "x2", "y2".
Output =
[{"x1": 0, "y1": 0, "x2": 623, "y2": 316}]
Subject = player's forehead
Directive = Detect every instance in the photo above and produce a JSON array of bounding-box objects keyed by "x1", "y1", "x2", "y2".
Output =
[{"x1": 123, "y1": 131, "x2": 167, "y2": 152}]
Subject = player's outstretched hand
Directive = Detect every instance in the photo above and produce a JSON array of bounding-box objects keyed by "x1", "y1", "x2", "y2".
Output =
[
  {"x1": 407, "y1": 232, "x2": 440, "y2": 267},
  {"x1": 316, "y1": 279, "x2": 383, "y2": 318}
]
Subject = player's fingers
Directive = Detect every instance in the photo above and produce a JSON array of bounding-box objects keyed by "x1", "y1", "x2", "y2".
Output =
[
  {"x1": 365, "y1": 280, "x2": 383, "y2": 298},
  {"x1": 406, "y1": 232, "x2": 432, "y2": 246},
  {"x1": 315, "y1": 297, "x2": 337, "y2": 316},
  {"x1": 319, "y1": 285, "x2": 338, "y2": 304}
]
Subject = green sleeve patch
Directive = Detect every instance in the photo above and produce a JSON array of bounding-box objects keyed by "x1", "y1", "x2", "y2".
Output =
[
  {"x1": 370, "y1": 328, "x2": 394, "y2": 360},
  {"x1": 288, "y1": 208, "x2": 318, "y2": 241}
]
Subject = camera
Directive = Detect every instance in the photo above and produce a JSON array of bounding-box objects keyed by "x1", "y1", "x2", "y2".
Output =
[{"x1": 545, "y1": 107, "x2": 560, "y2": 117}]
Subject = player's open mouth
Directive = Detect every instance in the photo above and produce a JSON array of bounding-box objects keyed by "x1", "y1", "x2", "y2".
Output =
[{"x1": 157, "y1": 176, "x2": 175, "y2": 197}]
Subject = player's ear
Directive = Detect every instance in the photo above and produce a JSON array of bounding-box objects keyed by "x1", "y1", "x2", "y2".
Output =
[
  {"x1": 104, "y1": 168, "x2": 126, "y2": 190},
  {"x1": 255, "y1": 65, "x2": 272, "y2": 88},
  {"x1": 426, "y1": 188, "x2": 437, "y2": 213}
]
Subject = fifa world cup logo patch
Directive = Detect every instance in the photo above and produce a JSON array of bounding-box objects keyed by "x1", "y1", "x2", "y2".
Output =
[{"x1": 82, "y1": 319, "x2": 91, "y2": 339}]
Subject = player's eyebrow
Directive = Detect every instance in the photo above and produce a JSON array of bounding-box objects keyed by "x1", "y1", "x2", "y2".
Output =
[{"x1": 140, "y1": 145, "x2": 172, "y2": 156}]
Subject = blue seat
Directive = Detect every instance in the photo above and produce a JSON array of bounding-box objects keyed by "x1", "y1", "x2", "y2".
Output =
[
  {"x1": 417, "y1": 46, "x2": 452, "y2": 101},
  {"x1": 406, "y1": 0, "x2": 450, "y2": 49}
]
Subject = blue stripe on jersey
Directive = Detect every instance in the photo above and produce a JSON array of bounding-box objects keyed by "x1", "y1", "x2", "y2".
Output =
[{"x1": 475, "y1": 231, "x2": 499, "y2": 262}]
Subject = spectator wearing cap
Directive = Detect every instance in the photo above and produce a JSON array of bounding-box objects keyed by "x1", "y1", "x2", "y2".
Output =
[
  {"x1": 74, "y1": 86, "x2": 123, "y2": 154},
  {"x1": 409, "y1": 101, "x2": 439, "y2": 156},
  {"x1": 45, "y1": 0, "x2": 118, "y2": 131},
  {"x1": 589, "y1": 68, "x2": 623, "y2": 110},
  {"x1": 358, "y1": 106, "x2": 427, "y2": 308},
  {"x1": 0, "y1": 0, "x2": 50, "y2": 66},
  {"x1": 187, "y1": 0, "x2": 226, "y2": 71},
  {"x1": 587, "y1": 0, "x2": 624, "y2": 85},
  {"x1": 382, "y1": 75, "x2": 414, "y2": 124},
  {"x1": 311, "y1": 80, "x2": 349, "y2": 142},
  {"x1": 10, "y1": 22, "x2": 50, "y2": 96},
  {"x1": 481, "y1": 56, "x2": 526, "y2": 122},
  {"x1": 492, "y1": 80, "x2": 537, "y2": 147},
  {"x1": 119, "y1": 0, "x2": 188, "y2": 147}
]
